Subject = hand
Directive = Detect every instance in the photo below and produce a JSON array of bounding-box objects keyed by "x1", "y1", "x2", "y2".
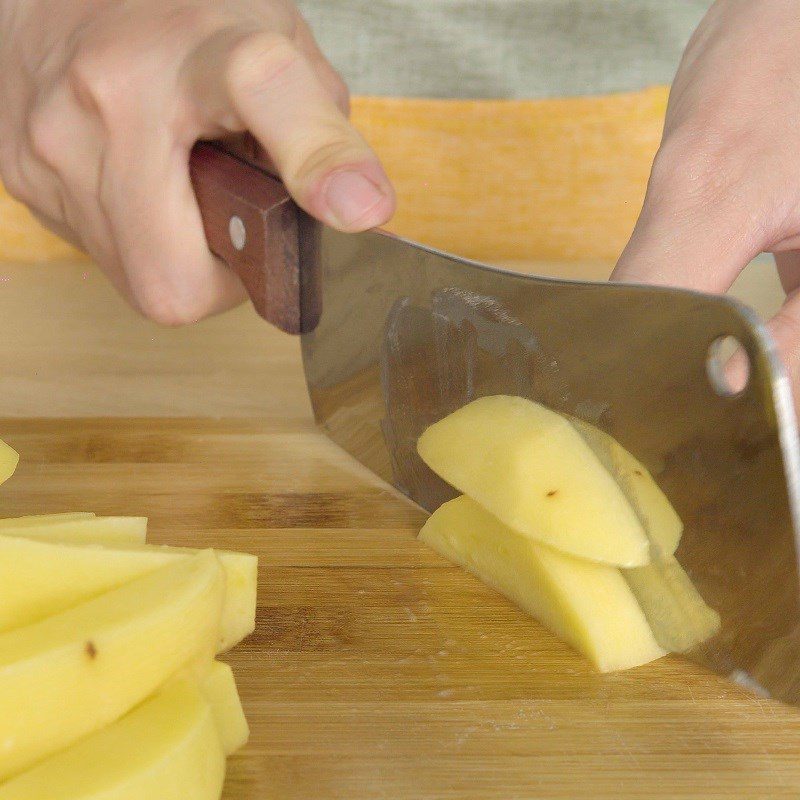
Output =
[
  {"x1": 611, "y1": 0, "x2": 800, "y2": 399},
  {"x1": 0, "y1": 0, "x2": 395, "y2": 324}
]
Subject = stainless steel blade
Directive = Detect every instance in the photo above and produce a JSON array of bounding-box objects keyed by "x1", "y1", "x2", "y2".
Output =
[{"x1": 299, "y1": 219, "x2": 800, "y2": 703}]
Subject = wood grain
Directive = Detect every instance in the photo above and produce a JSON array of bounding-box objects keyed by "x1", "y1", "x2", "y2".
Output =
[{"x1": 2, "y1": 416, "x2": 800, "y2": 799}]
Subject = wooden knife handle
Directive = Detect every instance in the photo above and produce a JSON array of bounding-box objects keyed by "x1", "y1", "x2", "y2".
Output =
[{"x1": 189, "y1": 141, "x2": 312, "y2": 334}]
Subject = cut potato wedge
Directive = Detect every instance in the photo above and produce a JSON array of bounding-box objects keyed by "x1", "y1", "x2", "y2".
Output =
[
  {"x1": 199, "y1": 660, "x2": 250, "y2": 756},
  {"x1": 0, "y1": 516, "x2": 147, "y2": 545},
  {"x1": 417, "y1": 396, "x2": 649, "y2": 566},
  {"x1": 0, "y1": 551, "x2": 224, "y2": 780},
  {"x1": 624, "y1": 555, "x2": 721, "y2": 653},
  {"x1": 0, "y1": 440, "x2": 19, "y2": 487},
  {"x1": 0, "y1": 512, "x2": 95, "y2": 527},
  {"x1": 0, "y1": 535, "x2": 256, "y2": 652},
  {"x1": 419, "y1": 495, "x2": 665, "y2": 672},
  {"x1": 0, "y1": 676, "x2": 225, "y2": 800},
  {"x1": 568, "y1": 417, "x2": 683, "y2": 556}
]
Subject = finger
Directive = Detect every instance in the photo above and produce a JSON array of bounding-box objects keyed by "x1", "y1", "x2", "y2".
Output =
[
  {"x1": 611, "y1": 141, "x2": 763, "y2": 293},
  {"x1": 293, "y1": 15, "x2": 350, "y2": 116},
  {"x1": 775, "y1": 251, "x2": 800, "y2": 296},
  {"x1": 211, "y1": 31, "x2": 394, "y2": 232},
  {"x1": 99, "y1": 135, "x2": 247, "y2": 325},
  {"x1": 23, "y1": 85, "x2": 134, "y2": 296}
]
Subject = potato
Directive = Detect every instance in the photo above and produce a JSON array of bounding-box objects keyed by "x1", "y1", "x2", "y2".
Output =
[
  {"x1": 0, "y1": 552, "x2": 223, "y2": 780},
  {"x1": 0, "y1": 441, "x2": 19, "y2": 487},
  {"x1": 568, "y1": 417, "x2": 682, "y2": 556},
  {"x1": 199, "y1": 660, "x2": 250, "y2": 756},
  {"x1": 0, "y1": 513, "x2": 95, "y2": 527},
  {"x1": 624, "y1": 556, "x2": 721, "y2": 653},
  {"x1": 0, "y1": 535, "x2": 256, "y2": 652},
  {"x1": 419, "y1": 496, "x2": 665, "y2": 672},
  {"x1": 0, "y1": 676, "x2": 225, "y2": 800},
  {"x1": 0, "y1": 516, "x2": 147, "y2": 545},
  {"x1": 417, "y1": 396, "x2": 649, "y2": 566}
]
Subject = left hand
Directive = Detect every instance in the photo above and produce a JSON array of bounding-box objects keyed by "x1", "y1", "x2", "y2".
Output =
[{"x1": 612, "y1": 0, "x2": 800, "y2": 402}]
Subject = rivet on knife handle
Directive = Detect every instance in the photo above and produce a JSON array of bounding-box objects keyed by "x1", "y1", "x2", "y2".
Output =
[{"x1": 189, "y1": 141, "x2": 316, "y2": 335}]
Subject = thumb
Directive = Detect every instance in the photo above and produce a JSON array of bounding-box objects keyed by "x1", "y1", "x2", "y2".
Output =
[
  {"x1": 611, "y1": 143, "x2": 761, "y2": 293},
  {"x1": 188, "y1": 29, "x2": 395, "y2": 232}
]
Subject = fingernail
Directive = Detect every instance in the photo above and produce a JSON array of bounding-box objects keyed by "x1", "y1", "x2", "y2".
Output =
[{"x1": 324, "y1": 170, "x2": 386, "y2": 229}]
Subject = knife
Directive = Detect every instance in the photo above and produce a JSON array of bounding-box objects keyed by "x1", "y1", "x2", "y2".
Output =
[{"x1": 190, "y1": 140, "x2": 800, "y2": 704}]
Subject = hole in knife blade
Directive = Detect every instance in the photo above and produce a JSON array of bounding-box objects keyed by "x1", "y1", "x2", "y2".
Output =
[{"x1": 706, "y1": 335, "x2": 749, "y2": 396}]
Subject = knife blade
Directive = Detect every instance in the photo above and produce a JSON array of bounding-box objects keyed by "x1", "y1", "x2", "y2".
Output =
[{"x1": 190, "y1": 141, "x2": 800, "y2": 704}]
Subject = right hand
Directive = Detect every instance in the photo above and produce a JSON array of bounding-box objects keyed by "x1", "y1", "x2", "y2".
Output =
[{"x1": 0, "y1": 0, "x2": 396, "y2": 324}]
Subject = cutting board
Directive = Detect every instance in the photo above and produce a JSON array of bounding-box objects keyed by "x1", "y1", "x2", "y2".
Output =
[
  {"x1": 4, "y1": 416, "x2": 800, "y2": 799},
  {"x1": 1, "y1": 262, "x2": 800, "y2": 799}
]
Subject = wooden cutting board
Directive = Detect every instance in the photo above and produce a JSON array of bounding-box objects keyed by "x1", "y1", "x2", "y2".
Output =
[
  {"x1": 1, "y1": 262, "x2": 800, "y2": 799},
  {"x1": 4, "y1": 417, "x2": 800, "y2": 800}
]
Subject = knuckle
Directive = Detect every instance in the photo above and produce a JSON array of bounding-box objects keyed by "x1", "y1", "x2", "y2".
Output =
[
  {"x1": 163, "y1": 5, "x2": 228, "y2": 39},
  {"x1": 649, "y1": 125, "x2": 746, "y2": 211},
  {"x1": 65, "y1": 52, "x2": 108, "y2": 108},
  {"x1": 65, "y1": 49, "x2": 137, "y2": 120},
  {"x1": 132, "y1": 278, "x2": 211, "y2": 327},
  {"x1": 225, "y1": 32, "x2": 302, "y2": 97},
  {"x1": 0, "y1": 160, "x2": 29, "y2": 204},
  {"x1": 290, "y1": 133, "x2": 366, "y2": 185},
  {"x1": 25, "y1": 105, "x2": 63, "y2": 169}
]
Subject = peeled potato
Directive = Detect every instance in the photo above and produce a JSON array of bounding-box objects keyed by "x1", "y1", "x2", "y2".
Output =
[
  {"x1": 0, "y1": 516, "x2": 147, "y2": 545},
  {"x1": 624, "y1": 556, "x2": 721, "y2": 653},
  {"x1": 565, "y1": 419, "x2": 718, "y2": 651},
  {"x1": 0, "y1": 676, "x2": 225, "y2": 800},
  {"x1": 568, "y1": 417, "x2": 682, "y2": 556},
  {"x1": 0, "y1": 552, "x2": 224, "y2": 780},
  {"x1": 417, "y1": 395, "x2": 649, "y2": 567},
  {"x1": 0, "y1": 440, "x2": 19, "y2": 487},
  {"x1": 0, "y1": 535, "x2": 256, "y2": 652},
  {"x1": 0, "y1": 513, "x2": 96, "y2": 527},
  {"x1": 199, "y1": 660, "x2": 250, "y2": 756},
  {"x1": 419, "y1": 495, "x2": 665, "y2": 672}
]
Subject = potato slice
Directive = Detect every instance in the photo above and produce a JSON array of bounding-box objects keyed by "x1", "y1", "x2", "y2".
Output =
[
  {"x1": 199, "y1": 660, "x2": 250, "y2": 756},
  {"x1": 0, "y1": 551, "x2": 223, "y2": 780},
  {"x1": 417, "y1": 396, "x2": 649, "y2": 566},
  {"x1": 568, "y1": 417, "x2": 682, "y2": 556},
  {"x1": 419, "y1": 496, "x2": 665, "y2": 672},
  {"x1": 0, "y1": 440, "x2": 19, "y2": 487},
  {"x1": 0, "y1": 535, "x2": 256, "y2": 652},
  {"x1": 0, "y1": 513, "x2": 95, "y2": 527},
  {"x1": 0, "y1": 516, "x2": 147, "y2": 545},
  {"x1": 564, "y1": 419, "x2": 719, "y2": 650},
  {"x1": 0, "y1": 676, "x2": 225, "y2": 800},
  {"x1": 624, "y1": 556, "x2": 721, "y2": 653}
]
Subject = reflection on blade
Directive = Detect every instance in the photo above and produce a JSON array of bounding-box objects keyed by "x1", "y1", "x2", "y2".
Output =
[
  {"x1": 300, "y1": 220, "x2": 800, "y2": 704},
  {"x1": 568, "y1": 414, "x2": 721, "y2": 653}
]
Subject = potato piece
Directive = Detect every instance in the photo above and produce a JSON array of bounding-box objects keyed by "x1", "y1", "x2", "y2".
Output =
[
  {"x1": 0, "y1": 676, "x2": 225, "y2": 800},
  {"x1": 0, "y1": 441, "x2": 19, "y2": 487},
  {"x1": 0, "y1": 516, "x2": 147, "y2": 545},
  {"x1": 0, "y1": 535, "x2": 256, "y2": 652},
  {"x1": 417, "y1": 396, "x2": 649, "y2": 566},
  {"x1": 624, "y1": 556, "x2": 721, "y2": 653},
  {"x1": 419, "y1": 496, "x2": 665, "y2": 672},
  {"x1": 0, "y1": 513, "x2": 95, "y2": 527},
  {"x1": 563, "y1": 420, "x2": 718, "y2": 650},
  {"x1": 568, "y1": 417, "x2": 682, "y2": 556},
  {"x1": 199, "y1": 660, "x2": 250, "y2": 755},
  {"x1": 0, "y1": 551, "x2": 224, "y2": 780}
]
